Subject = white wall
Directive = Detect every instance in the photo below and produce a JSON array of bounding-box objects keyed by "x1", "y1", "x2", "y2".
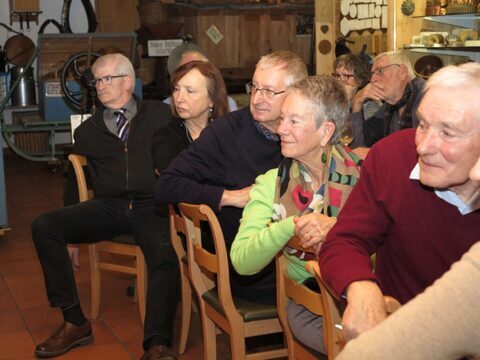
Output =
[{"x1": 1, "y1": 0, "x2": 95, "y2": 146}]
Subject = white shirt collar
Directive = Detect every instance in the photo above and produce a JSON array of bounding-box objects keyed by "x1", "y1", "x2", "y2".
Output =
[{"x1": 410, "y1": 163, "x2": 479, "y2": 215}]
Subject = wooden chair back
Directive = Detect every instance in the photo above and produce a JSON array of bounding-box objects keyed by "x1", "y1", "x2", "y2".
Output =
[
  {"x1": 168, "y1": 204, "x2": 194, "y2": 354},
  {"x1": 276, "y1": 237, "x2": 325, "y2": 359},
  {"x1": 305, "y1": 260, "x2": 401, "y2": 359},
  {"x1": 178, "y1": 202, "x2": 288, "y2": 360},
  {"x1": 68, "y1": 154, "x2": 146, "y2": 324}
]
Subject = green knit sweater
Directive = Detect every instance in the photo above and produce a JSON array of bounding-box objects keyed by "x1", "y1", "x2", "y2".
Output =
[{"x1": 230, "y1": 168, "x2": 311, "y2": 284}]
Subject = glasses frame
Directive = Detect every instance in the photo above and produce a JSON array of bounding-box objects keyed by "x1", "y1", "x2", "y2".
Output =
[
  {"x1": 332, "y1": 72, "x2": 355, "y2": 82},
  {"x1": 92, "y1": 74, "x2": 127, "y2": 86},
  {"x1": 371, "y1": 64, "x2": 401, "y2": 77},
  {"x1": 245, "y1": 82, "x2": 286, "y2": 100}
]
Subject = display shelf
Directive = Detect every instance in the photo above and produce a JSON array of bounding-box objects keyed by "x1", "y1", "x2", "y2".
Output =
[
  {"x1": 403, "y1": 45, "x2": 480, "y2": 61},
  {"x1": 422, "y1": 13, "x2": 479, "y2": 29}
]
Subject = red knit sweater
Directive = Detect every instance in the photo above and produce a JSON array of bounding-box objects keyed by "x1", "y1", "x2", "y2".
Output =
[{"x1": 319, "y1": 128, "x2": 480, "y2": 304}]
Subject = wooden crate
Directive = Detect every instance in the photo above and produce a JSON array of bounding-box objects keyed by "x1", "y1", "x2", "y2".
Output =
[{"x1": 37, "y1": 33, "x2": 138, "y2": 81}]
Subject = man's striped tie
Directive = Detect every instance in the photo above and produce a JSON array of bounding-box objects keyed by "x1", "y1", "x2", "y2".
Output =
[{"x1": 114, "y1": 109, "x2": 129, "y2": 143}]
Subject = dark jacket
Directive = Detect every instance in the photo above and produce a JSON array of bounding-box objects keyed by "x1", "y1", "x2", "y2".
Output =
[
  {"x1": 155, "y1": 106, "x2": 283, "y2": 304},
  {"x1": 152, "y1": 117, "x2": 190, "y2": 174},
  {"x1": 64, "y1": 98, "x2": 172, "y2": 206}
]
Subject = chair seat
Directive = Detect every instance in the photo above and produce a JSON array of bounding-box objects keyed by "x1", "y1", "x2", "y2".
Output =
[
  {"x1": 203, "y1": 288, "x2": 278, "y2": 322},
  {"x1": 111, "y1": 233, "x2": 135, "y2": 245}
]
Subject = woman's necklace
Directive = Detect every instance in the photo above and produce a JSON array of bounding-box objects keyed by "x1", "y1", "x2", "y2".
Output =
[{"x1": 184, "y1": 119, "x2": 208, "y2": 142}]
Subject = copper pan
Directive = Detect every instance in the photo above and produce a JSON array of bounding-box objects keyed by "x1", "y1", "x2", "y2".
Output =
[{"x1": 4, "y1": 34, "x2": 35, "y2": 66}]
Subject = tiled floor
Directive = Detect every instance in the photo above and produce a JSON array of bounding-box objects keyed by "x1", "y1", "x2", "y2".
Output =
[{"x1": 0, "y1": 155, "x2": 235, "y2": 360}]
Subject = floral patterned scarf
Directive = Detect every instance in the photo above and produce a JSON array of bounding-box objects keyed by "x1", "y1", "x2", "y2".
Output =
[{"x1": 272, "y1": 144, "x2": 362, "y2": 260}]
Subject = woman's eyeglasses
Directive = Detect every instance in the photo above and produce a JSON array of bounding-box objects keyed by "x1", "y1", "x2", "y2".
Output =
[{"x1": 332, "y1": 73, "x2": 355, "y2": 82}]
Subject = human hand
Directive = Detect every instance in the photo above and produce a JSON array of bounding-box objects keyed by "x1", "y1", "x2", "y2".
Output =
[
  {"x1": 351, "y1": 83, "x2": 384, "y2": 113},
  {"x1": 67, "y1": 245, "x2": 80, "y2": 272},
  {"x1": 342, "y1": 280, "x2": 387, "y2": 342},
  {"x1": 343, "y1": 83, "x2": 358, "y2": 103},
  {"x1": 293, "y1": 213, "x2": 336, "y2": 251},
  {"x1": 220, "y1": 185, "x2": 253, "y2": 208}
]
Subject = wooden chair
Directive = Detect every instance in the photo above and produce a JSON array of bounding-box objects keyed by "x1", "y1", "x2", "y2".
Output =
[
  {"x1": 275, "y1": 237, "x2": 326, "y2": 360},
  {"x1": 305, "y1": 261, "x2": 401, "y2": 359},
  {"x1": 178, "y1": 203, "x2": 288, "y2": 360},
  {"x1": 68, "y1": 154, "x2": 147, "y2": 324},
  {"x1": 168, "y1": 204, "x2": 193, "y2": 354}
]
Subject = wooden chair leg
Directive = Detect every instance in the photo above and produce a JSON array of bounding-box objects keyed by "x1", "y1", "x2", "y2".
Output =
[
  {"x1": 88, "y1": 244, "x2": 101, "y2": 319},
  {"x1": 229, "y1": 328, "x2": 246, "y2": 360},
  {"x1": 177, "y1": 270, "x2": 192, "y2": 354},
  {"x1": 201, "y1": 307, "x2": 217, "y2": 360},
  {"x1": 136, "y1": 247, "x2": 147, "y2": 325}
]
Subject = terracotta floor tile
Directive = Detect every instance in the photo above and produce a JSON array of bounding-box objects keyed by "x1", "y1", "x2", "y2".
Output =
[
  {"x1": 1, "y1": 155, "x2": 239, "y2": 359},
  {"x1": 0, "y1": 331, "x2": 36, "y2": 359},
  {"x1": 3, "y1": 272, "x2": 47, "y2": 294},
  {"x1": 9, "y1": 285, "x2": 50, "y2": 310},
  {"x1": 21, "y1": 305, "x2": 63, "y2": 334},
  {"x1": 59, "y1": 343, "x2": 132, "y2": 360},
  {"x1": 0, "y1": 307, "x2": 26, "y2": 335},
  {"x1": 0, "y1": 258, "x2": 43, "y2": 276}
]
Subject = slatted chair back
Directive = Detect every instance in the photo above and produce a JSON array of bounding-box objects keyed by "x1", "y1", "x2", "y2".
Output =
[
  {"x1": 276, "y1": 237, "x2": 326, "y2": 359},
  {"x1": 179, "y1": 202, "x2": 288, "y2": 360}
]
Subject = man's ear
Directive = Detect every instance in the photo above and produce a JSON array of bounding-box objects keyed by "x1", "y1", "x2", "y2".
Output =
[
  {"x1": 320, "y1": 121, "x2": 335, "y2": 147},
  {"x1": 398, "y1": 64, "x2": 409, "y2": 81},
  {"x1": 125, "y1": 75, "x2": 134, "y2": 90}
]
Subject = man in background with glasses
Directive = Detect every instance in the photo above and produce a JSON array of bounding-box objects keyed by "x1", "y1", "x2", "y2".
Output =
[
  {"x1": 156, "y1": 50, "x2": 307, "y2": 306},
  {"x1": 349, "y1": 50, "x2": 425, "y2": 148},
  {"x1": 32, "y1": 53, "x2": 180, "y2": 360}
]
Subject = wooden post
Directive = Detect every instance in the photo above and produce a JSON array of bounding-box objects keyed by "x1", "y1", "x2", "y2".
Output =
[{"x1": 315, "y1": 0, "x2": 336, "y2": 75}]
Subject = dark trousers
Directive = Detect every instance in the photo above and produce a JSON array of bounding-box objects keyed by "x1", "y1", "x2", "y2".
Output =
[{"x1": 31, "y1": 198, "x2": 179, "y2": 349}]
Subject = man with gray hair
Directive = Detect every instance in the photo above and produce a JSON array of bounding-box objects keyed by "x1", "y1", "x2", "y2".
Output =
[
  {"x1": 350, "y1": 50, "x2": 424, "y2": 147},
  {"x1": 156, "y1": 50, "x2": 308, "y2": 305},
  {"x1": 32, "y1": 53, "x2": 179, "y2": 360},
  {"x1": 319, "y1": 62, "x2": 480, "y2": 344}
]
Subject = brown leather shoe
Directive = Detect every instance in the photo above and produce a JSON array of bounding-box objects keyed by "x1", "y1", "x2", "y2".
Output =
[
  {"x1": 35, "y1": 321, "x2": 93, "y2": 358},
  {"x1": 140, "y1": 345, "x2": 177, "y2": 360}
]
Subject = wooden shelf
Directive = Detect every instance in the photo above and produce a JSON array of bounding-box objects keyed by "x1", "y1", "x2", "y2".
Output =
[
  {"x1": 403, "y1": 45, "x2": 480, "y2": 61},
  {"x1": 422, "y1": 13, "x2": 479, "y2": 29}
]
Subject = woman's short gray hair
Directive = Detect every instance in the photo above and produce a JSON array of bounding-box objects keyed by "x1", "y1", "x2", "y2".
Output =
[
  {"x1": 91, "y1": 53, "x2": 135, "y2": 91},
  {"x1": 288, "y1": 75, "x2": 349, "y2": 144}
]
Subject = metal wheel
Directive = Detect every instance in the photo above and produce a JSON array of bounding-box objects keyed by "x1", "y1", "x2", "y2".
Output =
[{"x1": 60, "y1": 51, "x2": 100, "y2": 110}]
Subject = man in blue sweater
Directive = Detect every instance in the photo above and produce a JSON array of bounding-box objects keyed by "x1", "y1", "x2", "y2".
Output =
[{"x1": 155, "y1": 50, "x2": 307, "y2": 305}]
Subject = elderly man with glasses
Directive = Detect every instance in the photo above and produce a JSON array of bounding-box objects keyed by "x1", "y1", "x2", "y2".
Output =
[
  {"x1": 349, "y1": 50, "x2": 425, "y2": 148},
  {"x1": 32, "y1": 53, "x2": 180, "y2": 360},
  {"x1": 156, "y1": 50, "x2": 308, "y2": 306}
]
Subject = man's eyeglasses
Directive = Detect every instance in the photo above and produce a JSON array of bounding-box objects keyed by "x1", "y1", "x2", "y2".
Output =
[
  {"x1": 245, "y1": 82, "x2": 286, "y2": 100},
  {"x1": 371, "y1": 64, "x2": 400, "y2": 76},
  {"x1": 92, "y1": 75, "x2": 127, "y2": 86},
  {"x1": 332, "y1": 72, "x2": 355, "y2": 82}
]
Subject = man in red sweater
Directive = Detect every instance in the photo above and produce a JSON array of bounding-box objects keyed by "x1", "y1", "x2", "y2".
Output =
[{"x1": 319, "y1": 62, "x2": 480, "y2": 342}]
